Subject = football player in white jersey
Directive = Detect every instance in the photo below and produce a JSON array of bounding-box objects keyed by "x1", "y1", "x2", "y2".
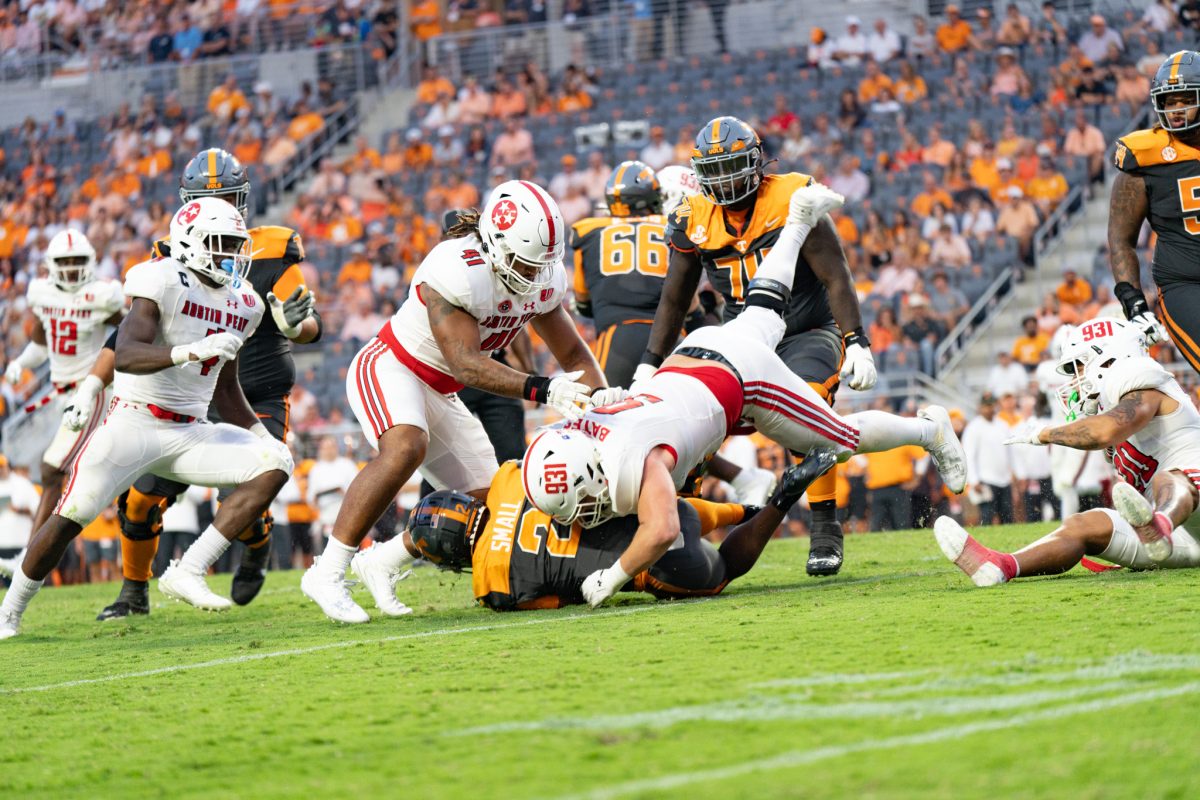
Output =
[
  {"x1": 656, "y1": 164, "x2": 701, "y2": 215},
  {"x1": 3, "y1": 229, "x2": 125, "y2": 536},
  {"x1": 935, "y1": 317, "x2": 1200, "y2": 587},
  {"x1": 522, "y1": 184, "x2": 968, "y2": 607},
  {"x1": 300, "y1": 180, "x2": 609, "y2": 624},
  {"x1": 0, "y1": 199, "x2": 293, "y2": 639}
]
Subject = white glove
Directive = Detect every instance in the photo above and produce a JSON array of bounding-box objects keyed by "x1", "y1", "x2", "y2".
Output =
[
  {"x1": 839, "y1": 343, "x2": 877, "y2": 391},
  {"x1": 1004, "y1": 421, "x2": 1048, "y2": 446},
  {"x1": 580, "y1": 562, "x2": 632, "y2": 608},
  {"x1": 628, "y1": 362, "x2": 658, "y2": 395},
  {"x1": 546, "y1": 370, "x2": 592, "y2": 420},
  {"x1": 1130, "y1": 311, "x2": 1167, "y2": 346},
  {"x1": 171, "y1": 331, "x2": 242, "y2": 367},
  {"x1": 730, "y1": 465, "x2": 778, "y2": 507},
  {"x1": 788, "y1": 182, "x2": 846, "y2": 229},
  {"x1": 588, "y1": 386, "x2": 629, "y2": 409},
  {"x1": 4, "y1": 361, "x2": 22, "y2": 385},
  {"x1": 267, "y1": 287, "x2": 316, "y2": 339},
  {"x1": 62, "y1": 374, "x2": 105, "y2": 432}
]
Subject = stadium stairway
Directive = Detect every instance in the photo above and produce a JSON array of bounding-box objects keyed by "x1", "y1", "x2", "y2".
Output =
[{"x1": 943, "y1": 181, "x2": 1113, "y2": 394}]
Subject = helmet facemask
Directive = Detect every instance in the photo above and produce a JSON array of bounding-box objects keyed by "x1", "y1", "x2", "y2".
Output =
[
  {"x1": 692, "y1": 147, "x2": 763, "y2": 206},
  {"x1": 1153, "y1": 88, "x2": 1200, "y2": 133},
  {"x1": 48, "y1": 253, "x2": 95, "y2": 292},
  {"x1": 489, "y1": 247, "x2": 555, "y2": 296},
  {"x1": 177, "y1": 229, "x2": 251, "y2": 286}
]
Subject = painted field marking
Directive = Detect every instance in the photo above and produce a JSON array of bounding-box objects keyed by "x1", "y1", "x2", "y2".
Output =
[
  {"x1": 552, "y1": 680, "x2": 1200, "y2": 800},
  {"x1": 0, "y1": 573, "x2": 924, "y2": 695}
]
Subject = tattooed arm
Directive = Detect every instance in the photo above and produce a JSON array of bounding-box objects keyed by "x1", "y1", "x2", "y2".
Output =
[
  {"x1": 1039, "y1": 390, "x2": 1163, "y2": 450},
  {"x1": 424, "y1": 285, "x2": 533, "y2": 397},
  {"x1": 1108, "y1": 171, "x2": 1150, "y2": 292}
]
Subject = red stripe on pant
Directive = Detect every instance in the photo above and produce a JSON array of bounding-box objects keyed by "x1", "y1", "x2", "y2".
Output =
[
  {"x1": 744, "y1": 381, "x2": 859, "y2": 441},
  {"x1": 365, "y1": 340, "x2": 395, "y2": 430},
  {"x1": 355, "y1": 341, "x2": 388, "y2": 440},
  {"x1": 744, "y1": 384, "x2": 860, "y2": 450},
  {"x1": 54, "y1": 420, "x2": 103, "y2": 516},
  {"x1": 59, "y1": 391, "x2": 106, "y2": 470}
]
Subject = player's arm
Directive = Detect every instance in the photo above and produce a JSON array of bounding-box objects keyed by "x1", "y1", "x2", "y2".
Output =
[
  {"x1": 1026, "y1": 390, "x2": 1162, "y2": 450},
  {"x1": 425, "y1": 286, "x2": 594, "y2": 416},
  {"x1": 804, "y1": 217, "x2": 876, "y2": 390},
  {"x1": 643, "y1": 247, "x2": 703, "y2": 369},
  {"x1": 210, "y1": 354, "x2": 264, "y2": 432},
  {"x1": 581, "y1": 447, "x2": 680, "y2": 608},
  {"x1": 1108, "y1": 170, "x2": 1164, "y2": 341},
  {"x1": 505, "y1": 328, "x2": 534, "y2": 374},
  {"x1": 115, "y1": 298, "x2": 241, "y2": 375},
  {"x1": 4, "y1": 314, "x2": 48, "y2": 384},
  {"x1": 529, "y1": 304, "x2": 605, "y2": 389}
]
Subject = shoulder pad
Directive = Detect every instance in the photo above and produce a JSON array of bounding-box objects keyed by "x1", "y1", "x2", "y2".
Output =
[
  {"x1": 151, "y1": 238, "x2": 170, "y2": 259},
  {"x1": 250, "y1": 225, "x2": 304, "y2": 265},
  {"x1": 570, "y1": 216, "x2": 610, "y2": 243},
  {"x1": 123, "y1": 259, "x2": 172, "y2": 304},
  {"x1": 1101, "y1": 356, "x2": 1173, "y2": 410},
  {"x1": 1114, "y1": 128, "x2": 1200, "y2": 171}
]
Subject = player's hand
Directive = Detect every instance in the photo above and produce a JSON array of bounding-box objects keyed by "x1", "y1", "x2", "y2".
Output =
[
  {"x1": 1003, "y1": 421, "x2": 1047, "y2": 446},
  {"x1": 546, "y1": 370, "x2": 591, "y2": 420},
  {"x1": 788, "y1": 182, "x2": 845, "y2": 228},
  {"x1": 730, "y1": 465, "x2": 778, "y2": 507},
  {"x1": 172, "y1": 332, "x2": 242, "y2": 367},
  {"x1": 1130, "y1": 311, "x2": 1167, "y2": 346},
  {"x1": 62, "y1": 375, "x2": 104, "y2": 432},
  {"x1": 839, "y1": 343, "x2": 877, "y2": 391},
  {"x1": 3, "y1": 361, "x2": 22, "y2": 385},
  {"x1": 267, "y1": 287, "x2": 316, "y2": 339},
  {"x1": 588, "y1": 386, "x2": 629, "y2": 410},
  {"x1": 629, "y1": 363, "x2": 657, "y2": 395},
  {"x1": 580, "y1": 569, "x2": 612, "y2": 608}
]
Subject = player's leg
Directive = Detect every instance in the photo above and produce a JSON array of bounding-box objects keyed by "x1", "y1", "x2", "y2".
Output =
[
  {"x1": 228, "y1": 395, "x2": 290, "y2": 606},
  {"x1": 1, "y1": 418, "x2": 151, "y2": 638},
  {"x1": 154, "y1": 424, "x2": 292, "y2": 611},
  {"x1": 28, "y1": 387, "x2": 107, "y2": 535},
  {"x1": 1111, "y1": 470, "x2": 1200, "y2": 562},
  {"x1": 1158, "y1": 282, "x2": 1200, "y2": 376},
  {"x1": 304, "y1": 343, "x2": 432, "y2": 623},
  {"x1": 96, "y1": 476, "x2": 182, "y2": 621},
  {"x1": 460, "y1": 386, "x2": 527, "y2": 463},
  {"x1": 600, "y1": 320, "x2": 652, "y2": 389},
  {"x1": 352, "y1": 392, "x2": 497, "y2": 616}
]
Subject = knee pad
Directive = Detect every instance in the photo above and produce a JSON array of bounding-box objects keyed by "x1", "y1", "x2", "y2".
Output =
[
  {"x1": 117, "y1": 488, "x2": 168, "y2": 541},
  {"x1": 238, "y1": 511, "x2": 274, "y2": 547}
]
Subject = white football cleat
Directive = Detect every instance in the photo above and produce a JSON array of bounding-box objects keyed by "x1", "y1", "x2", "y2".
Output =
[
  {"x1": 351, "y1": 547, "x2": 413, "y2": 617},
  {"x1": 301, "y1": 562, "x2": 370, "y2": 624},
  {"x1": 919, "y1": 405, "x2": 967, "y2": 494},
  {"x1": 730, "y1": 465, "x2": 778, "y2": 507},
  {"x1": 934, "y1": 516, "x2": 1011, "y2": 588},
  {"x1": 0, "y1": 608, "x2": 21, "y2": 640},
  {"x1": 1111, "y1": 481, "x2": 1174, "y2": 563},
  {"x1": 158, "y1": 561, "x2": 233, "y2": 611}
]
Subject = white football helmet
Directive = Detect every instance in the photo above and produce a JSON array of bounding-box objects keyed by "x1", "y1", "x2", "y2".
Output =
[
  {"x1": 657, "y1": 165, "x2": 700, "y2": 215},
  {"x1": 1055, "y1": 317, "x2": 1147, "y2": 419},
  {"x1": 521, "y1": 428, "x2": 613, "y2": 528},
  {"x1": 44, "y1": 229, "x2": 96, "y2": 292},
  {"x1": 169, "y1": 196, "x2": 251, "y2": 286},
  {"x1": 480, "y1": 180, "x2": 565, "y2": 295}
]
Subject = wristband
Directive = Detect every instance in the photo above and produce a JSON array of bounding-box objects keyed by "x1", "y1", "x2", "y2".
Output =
[
  {"x1": 600, "y1": 561, "x2": 633, "y2": 594},
  {"x1": 78, "y1": 374, "x2": 105, "y2": 398},
  {"x1": 639, "y1": 351, "x2": 664, "y2": 368},
  {"x1": 1114, "y1": 281, "x2": 1149, "y2": 320},
  {"x1": 170, "y1": 345, "x2": 193, "y2": 367},
  {"x1": 843, "y1": 328, "x2": 871, "y2": 350},
  {"x1": 523, "y1": 374, "x2": 551, "y2": 403}
]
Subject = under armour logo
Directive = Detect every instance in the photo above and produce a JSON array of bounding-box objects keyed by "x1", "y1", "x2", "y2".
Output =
[
  {"x1": 524, "y1": 301, "x2": 537, "y2": 311},
  {"x1": 227, "y1": 299, "x2": 237, "y2": 308}
]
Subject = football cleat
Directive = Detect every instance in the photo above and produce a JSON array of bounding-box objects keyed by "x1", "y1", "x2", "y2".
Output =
[
  {"x1": 96, "y1": 601, "x2": 150, "y2": 621},
  {"x1": 231, "y1": 543, "x2": 270, "y2": 606},
  {"x1": 933, "y1": 516, "x2": 1015, "y2": 587},
  {"x1": 1111, "y1": 481, "x2": 1174, "y2": 563},
  {"x1": 97, "y1": 579, "x2": 151, "y2": 621},
  {"x1": 158, "y1": 561, "x2": 233, "y2": 611},
  {"x1": 301, "y1": 562, "x2": 370, "y2": 624},
  {"x1": 0, "y1": 608, "x2": 20, "y2": 640},
  {"x1": 351, "y1": 547, "x2": 414, "y2": 617},
  {"x1": 806, "y1": 521, "x2": 844, "y2": 577},
  {"x1": 919, "y1": 405, "x2": 967, "y2": 494}
]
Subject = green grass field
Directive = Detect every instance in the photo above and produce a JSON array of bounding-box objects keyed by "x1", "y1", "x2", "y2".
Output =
[{"x1": 2, "y1": 523, "x2": 1199, "y2": 799}]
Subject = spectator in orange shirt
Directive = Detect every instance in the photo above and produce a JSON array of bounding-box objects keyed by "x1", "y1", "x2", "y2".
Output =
[
  {"x1": 286, "y1": 100, "x2": 325, "y2": 141},
  {"x1": 402, "y1": 127, "x2": 433, "y2": 170},
  {"x1": 416, "y1": 64, "x2": 455, "y2": 105},
  {"x1": 457, "y1": 75, "x2": 492, "y2": 125},
  {"x1": 989, "y1": 158, "x2": 1024, "y2": 204},
  {"x1": 1055, "y1": 268, "x2": 1093, "y2": 310},
  {"x1": 856, "y1": 59, "x2": 894, "y2": 104},
  {"x1": 207, "y1": 74, "x2": 248, "y2": 121},
  {"x1": 996, "y1": 186, "x2": 1040, "y2": 263},
  {"x1": 1025, "y1": 155, "x2": 1068, "y2": 214},
  {"x1": 410, "y1": 0, "x2": 442, "y2": 42},
  {"x1": 1011, "y1": 315, "x2": 1050, "y2": 369},
  {"x1": 489, "y1": 117, "x2": 535, "y2": 169},
  {"x1": 920, "y1": 125, "x2": 956, "y2": 167},
  {"x1": 969, "y1": 142, "x2": 1001, "y2": 193},
  {"x1": 337, "y1": 243, "x2": 373, "y2": 286},
  {"x1": 910, "y1": 172, "x2": 954, "y2": 218},
  {"x1": 443, "y1": 171, "x2": 480, "y2": 210},
  {"x1": 262, "y1": 126, "x2": 299, "y2": 175},
  {"x1": 380, "y1": 132, "x2": 405, "y2": 175},
  {"x1": 1061, "y1": 108, "x2": 1106, "y2": 183},
  {"x1": 830, "y1": 207, "x2": 859, "y2": 245},
  {"x1": 936, "y1": 5, "x2": 973, "y2": 53},
  {"x1": 344, "y1": 135, "x2": 382, "y2": 171},
  {"x1": 894, "y1": 60, "x2": 928, "y2": 104},
  {"x1": 231, "y1": 127, "x2": 262, "y2": 166}
]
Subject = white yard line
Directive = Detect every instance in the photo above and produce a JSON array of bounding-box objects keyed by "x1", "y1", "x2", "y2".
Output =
[
  {"x1": 0, "y1": 573, "x2": 918, "y2": 695},
  {"x1": 553, "y1": 681, "x2": 1200, "y2": 800}
]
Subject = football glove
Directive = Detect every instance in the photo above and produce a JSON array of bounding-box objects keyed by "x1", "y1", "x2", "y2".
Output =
[
  {"x1": 580, "y1": 562, "x2": 632, "y2": 608},
  {"x1": 839, "y1": 331, "x2": 877, "y2": 391},
  {"x1": 730, "y1": 465, "x2": 778, "y2": 507},
  {"x1": 267, "y1": 287, "x2": 316, "y2": 339},
  {"x1": 588, "y1": 386, "x2": 629, "y2": 410},
  {"x1": 1130, "y1": 312, "x2": 1167, "y2": 346},
  {"x1": 1114, "y1": 281, "x2": 1167, "y2": 346},
  {"x1": 546, "y1": 370, "x2": 592, "y2": 420},
  {"x1": 3, "y1": 362, "x2": 22, "y2": 386},
  {"x1": 63, "y1": 375, "x2": 105, "y2": 432},
  {"x1": 1003, "y1": 421, "x2": 1048, "y2": 446},
  {"x1": 171, "y1": 331, "x2": 242, "y2": 367}
]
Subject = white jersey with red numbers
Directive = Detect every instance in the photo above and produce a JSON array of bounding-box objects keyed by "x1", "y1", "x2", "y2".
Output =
[
  {"x1": 1099, "y1": 356, "x2": 1200, "y2": 532},
  {"x1": 27, "y1": 277, "x2": 124, "y2": 385},
  {"x1": 555, "y1": 371, "x2": 730, "y2": 516},
  {"x1": 383, "y1": 233, "x2": 568, "y2": 392},
  {"x1": 113, "y1": 258, "x2": 264, "y2": 419}
]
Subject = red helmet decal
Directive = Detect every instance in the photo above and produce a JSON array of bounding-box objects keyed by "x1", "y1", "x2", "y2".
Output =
[
  {"x1": 242, "y1": 293, "x2": 256, "y2": 308},
  {"x1": 176, "y1": 202, "x2": 202, "y2": 225},
  {"x1": 491, "y1": 199, "x2": 518, "y2": 231},
  {"x1": 540, "y1": 288, "x2": 554, "y2": 302}
]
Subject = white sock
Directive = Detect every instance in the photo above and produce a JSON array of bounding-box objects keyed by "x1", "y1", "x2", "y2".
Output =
[
  {"x1": 1, "y1": 568, "x2": 44, "y2": 617},
  {"x1": 371, "y1": 535, "x2": 416, "y2": 572},
  {"x1": 317, "y1": 537, "x2": 357, "y2": 574},
  {"x1": 847, "y1": 410, "x2": 937, "y2": 453},
  {"x1": 179, "y1": 525, "x2": 232, "y2": 574}
]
